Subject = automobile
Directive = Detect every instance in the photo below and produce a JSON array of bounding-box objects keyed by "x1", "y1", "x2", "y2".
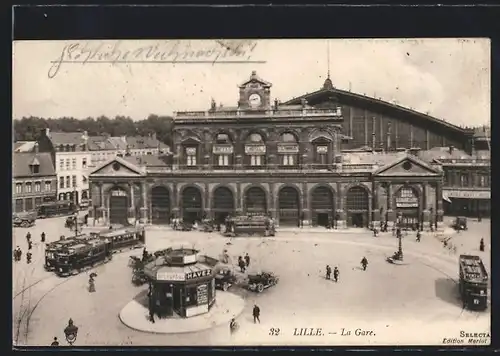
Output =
[
  {"x1": 454, "y1": 216, "x2": 468, "y2": 231},
  {"x1": 246, "y1": 271, "x2": 279, "y2": 293},
  {"x1": 215, "y1": 266, "x2": 238, "y2": 291},
  {"x1": 13, "y1": 212, "x2": 36, "y2": 228}
]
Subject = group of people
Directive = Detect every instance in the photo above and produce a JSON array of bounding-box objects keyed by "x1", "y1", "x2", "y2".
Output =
[
  {"x1": 325, "y1": 257, "x2": 368, "y2": 280},
  {"x1": 237, "y1": 253, "x2": 251, "y2": 273},
  {"x1": 13, "y1": 231, "x2": 46, "y2": 264}
]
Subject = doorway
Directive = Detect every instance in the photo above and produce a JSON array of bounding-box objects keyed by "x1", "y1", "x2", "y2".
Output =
[
  {"x1": 317, "y1": 213, "x2": 329, "y2": 227},
  {"x1": 350, "y1": 213, "x2": 365, "y2": 228},
  {"x1": 183, "y1": 211, "x2": 200, "y2": 224}
]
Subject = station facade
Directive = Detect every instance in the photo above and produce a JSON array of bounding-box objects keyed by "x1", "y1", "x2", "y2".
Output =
[{"x1": 89, "y1": 71, "x2": 489, "y2": 229}]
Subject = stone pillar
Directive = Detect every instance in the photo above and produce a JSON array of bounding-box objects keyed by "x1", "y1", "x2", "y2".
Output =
[
  {"x1": 140, "y1": 182, "x2": 148, "y2": 223},
  {"x1": 236, "y1": 183, "x2": 242, "y2": 215},
  {"x1": 172, "y1": 182, "x2": 179, "y2": 219},
  {"x1": 98, "y1": 183, "x2": 106, "y2": 224},
  {"x1": 204, "y1": 182, "x2": 211, "y2": 219},
  {"x1": 174, "y1": 144, "x2": 182, "y2": 170},
  {"x1": 301, "y1": 182, "x2": 310, "y2": 227},
  {"x1": 268, "y1": 182, "x2": 277, "y2": 222},
  {"x1": 368, "y1": 193, "x2": 374, "y2": 229},
  {"x1": 336, "y1": 182, "x2": 346, "y2": 229},
  {"x1": 128, "y1": 182, "x2": 136, "y2": 224},
  {"x1": 372, "y1": 182, "x2": 380, "y2": 229},
  {"x1": 387, "y1": 184, "x2": 396, "y2": 228},
  {"x1": 436, "y1": 181, "x2": 444, "y2": 228},
  {"x1": 422, "y1": 182, "x2": 430, "y2": 229}
]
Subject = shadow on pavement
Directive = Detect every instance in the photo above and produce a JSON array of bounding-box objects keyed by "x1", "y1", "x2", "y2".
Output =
[
  {"x1": 133, "y1": 288, "x2": 149, "y2": 308},
  {"x1": 435, "y1": 278, "x2": 461, "y2": 307}
]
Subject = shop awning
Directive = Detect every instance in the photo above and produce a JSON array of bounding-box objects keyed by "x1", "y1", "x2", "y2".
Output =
[{"x1": 442, "y1": 191, "x2": 452, "y2": 203}]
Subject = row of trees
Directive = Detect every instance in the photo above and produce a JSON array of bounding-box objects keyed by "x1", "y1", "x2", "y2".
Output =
[{"x1": 13, "y1": 115, "x2": 174, "y2": 146}]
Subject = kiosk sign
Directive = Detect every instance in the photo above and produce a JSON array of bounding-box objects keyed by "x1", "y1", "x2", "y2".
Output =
[
  {"x1": 186, "y1": 269, "x2": 212, "y2": 280},
  {"x1": 156, "y1": 271, "x2": 186, "y2": 281}
]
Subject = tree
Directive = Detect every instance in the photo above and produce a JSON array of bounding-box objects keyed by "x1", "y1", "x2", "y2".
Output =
[{"x1": 13, "y1": 115, "x2": 174, "y2": 145}]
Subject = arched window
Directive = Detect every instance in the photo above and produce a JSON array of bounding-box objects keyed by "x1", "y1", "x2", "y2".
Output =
[
  {"x1": 278, "y1": 132, "x2": 299, "y2": 167},
  {"x1": 213, "y1": 132, "x2": 233, "y2": 168},
  {"x1": 244, "y1": 133, "x2": 266, "y2": 167}
]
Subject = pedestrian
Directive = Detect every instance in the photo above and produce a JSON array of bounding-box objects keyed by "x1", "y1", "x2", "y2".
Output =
[
  {"x1": 26, "y1": 232, "x2": 31, "y2": 242},
  {"x1": 480, "y1": 238, "x2": 485, "y2": 252},
  {"x1": 244, "y1": 253, "x2": 250, "y2": 268},
  {"x1": 230, "y1": 318, "x2": 238, "y2": 334},
  {"x1": 416, "y1": 230, "x2": 421, "y2": 242},
  {"x1": 252, "y1": 304, "x2": 261, "y2": 323},
  {"x1": 373, "y1": 228, "x2": 378, "y2": 237},
  {"x1": 333, "y1": 267, "x2": 339, "y2": 282},
  {"x1": 142, "y1": 247, "x2": 149, "y2": 262},
  {"x1": 88, "y1": 275, "x2": 96, "y2": 293},
  {"x1": 84, "y1": 214, "x2": 89, "y2": 226},
  {"x1": 51, "y1": 337, "x2": 59, "y2": 346},
  {"x1": 26, "y1": 252, "x2": 32, "y2": 264},
  {"x1": 41, "y1": 232, "x2": 46, "y2": 243},
  {"x1": 238, "y1": 256, "x2": 246, "y2": 273},
  {"x1": 148, "y1": 297, "x2": 155, "y2": 323},
  {"x1": 361, "y1": 257, "x2": 368, "y2": 271},
  {"x1": 28, "y1": 240, "x2": 33, "y2": 250},
  {"x1": 325, "y1": 265, "x2": 332, "y2": 280}
]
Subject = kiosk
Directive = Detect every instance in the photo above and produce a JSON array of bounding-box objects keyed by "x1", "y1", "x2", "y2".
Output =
[{"x1": 143, "y1": 248, "x2": 216, "y2": 318}]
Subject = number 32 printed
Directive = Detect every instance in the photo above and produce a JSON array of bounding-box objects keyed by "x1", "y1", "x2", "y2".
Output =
[{"x1": 269, "y1": 328, "x2": 280, "y2": 336}]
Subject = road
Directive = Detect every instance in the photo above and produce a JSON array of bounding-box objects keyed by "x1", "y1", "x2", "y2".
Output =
[{"x1": 12, "y1": 216, "x2": 491, "y2": 346}]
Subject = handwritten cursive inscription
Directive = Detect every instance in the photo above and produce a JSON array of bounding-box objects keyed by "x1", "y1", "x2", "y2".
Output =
[{"x1": 48, "y1": 40, "x2": 263, "y2": 79}]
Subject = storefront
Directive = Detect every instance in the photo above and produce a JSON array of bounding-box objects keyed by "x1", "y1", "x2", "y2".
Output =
[
  {"x1": 443, "y1": 189, "x2": 491, "y2": 218},
  {"x1": 394, "y1": 187, "x2": 420, "y2": 230},
  {"x1": 144, "y1": 248, "x2": 216, "y2": 318}
]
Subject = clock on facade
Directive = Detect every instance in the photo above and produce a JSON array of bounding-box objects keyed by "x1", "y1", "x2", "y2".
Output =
[{"x1": 249, "y1": 93, "x2": 262, "y2": 107}]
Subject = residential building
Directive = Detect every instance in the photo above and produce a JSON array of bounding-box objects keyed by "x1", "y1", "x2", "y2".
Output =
[
  {"x1": 13, "y1": 144, "x2": 57, "y2": 213},
  {"x1": 37, "y1": 129, "x2": 92, "y2": 205}
]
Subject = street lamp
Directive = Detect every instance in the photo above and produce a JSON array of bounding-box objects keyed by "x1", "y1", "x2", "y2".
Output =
[
  {"x1": 64, "y1": 318, "x2": 78, "y2": 345},
  {"x1": 395, "y1": 214, "x2": 403, "y2": 261}
]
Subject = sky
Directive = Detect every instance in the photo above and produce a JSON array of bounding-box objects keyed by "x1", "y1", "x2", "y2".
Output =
[{"x1": 12, "y1": 38, "x2": 490, "y2": 127}]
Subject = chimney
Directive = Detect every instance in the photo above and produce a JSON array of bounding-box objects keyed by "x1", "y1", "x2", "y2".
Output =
[{"x1": 449, "y1": 146, "x2": 455, "y2": 155}]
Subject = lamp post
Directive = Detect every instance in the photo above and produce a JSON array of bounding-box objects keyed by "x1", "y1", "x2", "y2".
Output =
[
  {"x1": 64, "y1": 318, "x2": 78, "y2": 346},
  {"x1": 396, "y1": 214, "x2": 403, "y2": 261}
]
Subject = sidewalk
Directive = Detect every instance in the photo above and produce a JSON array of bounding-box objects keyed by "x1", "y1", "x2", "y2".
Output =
[{"x1": 119, "y1": 291, "x2": 245, "y2": 334}]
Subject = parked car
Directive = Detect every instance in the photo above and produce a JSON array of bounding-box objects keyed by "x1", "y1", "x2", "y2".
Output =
[
  {"x1": 13, "y1": 212, "x2": 36, "y2": 228},
  {"x1": 215, "y1": 266, "x2": 238, "y2": 291},
  {"x1": 454, "y1": 216, "x2": 468, "y2": 231},
  {"x1": 246, "y1": 271, "x2": 279, "y2": 293}
]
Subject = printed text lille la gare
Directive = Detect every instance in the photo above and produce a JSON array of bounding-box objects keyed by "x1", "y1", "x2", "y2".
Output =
[{"x1": 47, "y1": 40, "x2": 259, "y2": 79}]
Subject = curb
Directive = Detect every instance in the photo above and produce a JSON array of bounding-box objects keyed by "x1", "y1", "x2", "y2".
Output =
[{"x1": 118, "y1": 292, "x2": 246, "y2": 335}]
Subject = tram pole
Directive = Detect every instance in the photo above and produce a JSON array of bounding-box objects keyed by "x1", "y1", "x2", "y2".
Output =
[{"x1": 73, "y1": 187, "x2": 78, "y2": 237}]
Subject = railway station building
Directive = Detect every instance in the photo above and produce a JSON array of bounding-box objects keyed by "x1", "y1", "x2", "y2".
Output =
[{"x1": 89, "y1": 71, "x2": 490, "y2": 229}]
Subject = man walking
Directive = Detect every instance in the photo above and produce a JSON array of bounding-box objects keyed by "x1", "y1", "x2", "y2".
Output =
[
  {"x1": 244, "y1": 253, "x2": 250, "y2": 268},
  {"x1": 325, "y1": 265, "x2": 332, "y2": 280},
  {"x1": 333, "y1": 267, "x2": 339, "y2": 282},
  {"x1": 361, "y1": 257, "x2": 368, "y2": 271},
  {"x1": 253, "y1": 304, "x2": 261, "y2": 323},
  {"x1": 50, "y1": 337, "x2": 59, "y2": 346},
  {"x1": 41, "y1": 232, "x2": 46, "y2": 243}
]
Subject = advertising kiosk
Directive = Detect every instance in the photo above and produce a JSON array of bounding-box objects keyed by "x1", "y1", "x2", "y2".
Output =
[{"x1": 143, "y1": 248, "x2": 216, "y2": 318}]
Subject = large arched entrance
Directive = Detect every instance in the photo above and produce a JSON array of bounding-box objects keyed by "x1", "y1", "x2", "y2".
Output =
[
  {"x1": 394, "y1": 186, "x2": 420, "y2": 230},
  {"x1": 346, "y1": 186, "x2": 369, "y2": 228},
  {"x1": 311, "y1": 186, "x2": 335, "y2": 227},
  {"x1": 151, "y1": 186, "x2": 171, "y2": 224},
  {"x1": 109, "y1": 187, "x2": 129, "y2": 225},
  {"x1": 181, "y1": 186, "x2": 203, "y2": 224},
  {"x1": 212, "y1": 186, "x2": 235, "y2": 224},
  {"x1": 278, "y1": 186, "x2": 300, "y2": 226},
  {"x1": 245, "y1": 186, "x2": 267, "y2": 216}
]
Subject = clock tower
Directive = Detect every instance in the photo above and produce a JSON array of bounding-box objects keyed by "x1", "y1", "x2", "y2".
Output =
[{"x1": 238, "y1": 71, "x2": 272, "y2": 110}]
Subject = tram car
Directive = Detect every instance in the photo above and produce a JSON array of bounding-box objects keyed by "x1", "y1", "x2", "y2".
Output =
[
  {"x1": 55, "y1": 238, "x2": 113, "y2": 277},
  {"x1": 37, "y1": 201, "x2": 77, "y2": 219},
  {"x1": 226, "y1": 215, "x2": 275, "y2": 237},
  {"x1": 98, "y1": 226, "x2": 146, "y2": 253},
  {"x1": 459, "y1": 254, "x2": 488, "y2": 310},
  {"x1": 45, "y1": 238, "x2": 83, "y2": 271}
]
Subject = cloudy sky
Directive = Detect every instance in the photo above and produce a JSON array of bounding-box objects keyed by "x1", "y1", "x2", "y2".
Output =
[{"x1": 13, "y1": 38, "x2": 490, "y2": 126}]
